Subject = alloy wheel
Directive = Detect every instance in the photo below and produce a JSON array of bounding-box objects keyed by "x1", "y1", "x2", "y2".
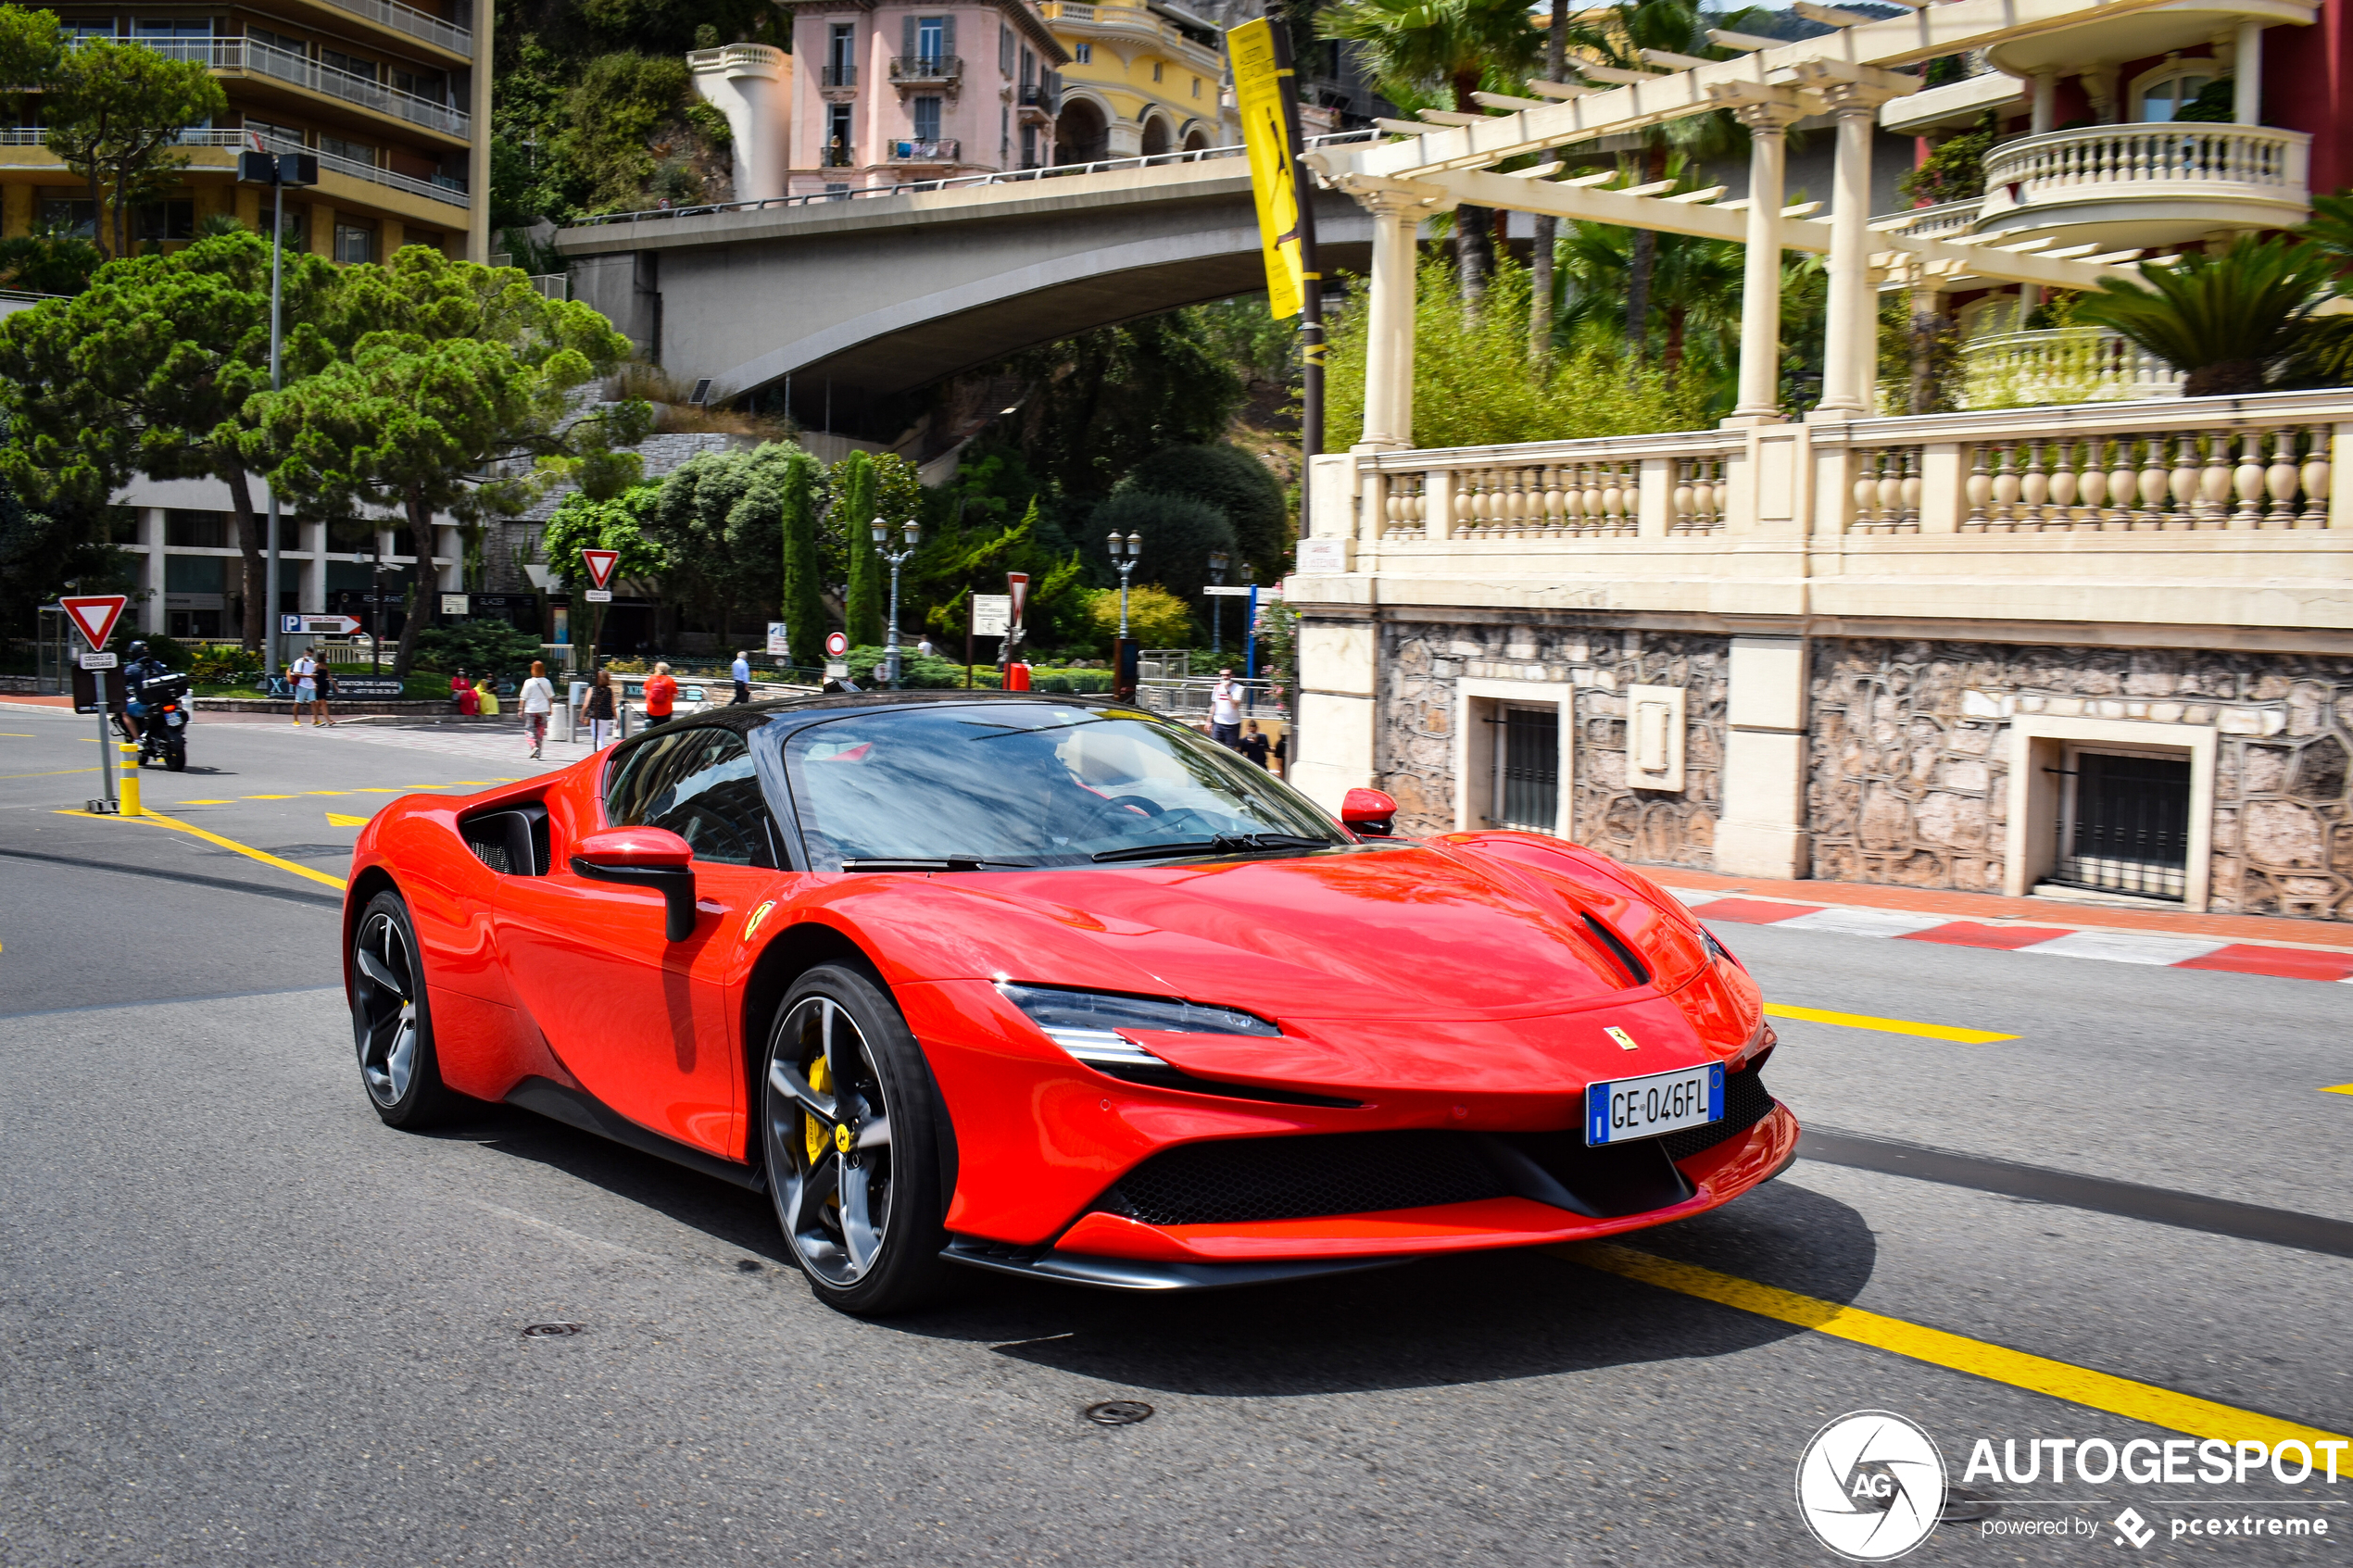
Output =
[
  {"x1": 766, "y1": 995, "x2": 897, "y2": 1286},
  {"x1": 352, "y1": 910, "x2": 421, "y2": 1107}
]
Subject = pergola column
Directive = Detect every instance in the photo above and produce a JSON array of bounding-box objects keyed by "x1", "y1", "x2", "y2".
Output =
[
  {"x1": 1811, "y1": 79, "x2": 1903, "y2": 421},
  {"x1": 2234, "y1": 20, "x2": 2264, "y2": 122},
  {"x1": 1355, "y1": 188, "x2": 1425, "y2": 450},
  {"x1": 1722, "y1": 95, "x2": 1806, "y2": 429}
]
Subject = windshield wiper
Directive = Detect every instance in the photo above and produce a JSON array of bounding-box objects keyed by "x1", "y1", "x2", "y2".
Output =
[
  {"x1": 838, "y1": 857, "x2": 1036, "y2": 872},
  {"x1": 1091, "y1": 833, "x2": 1335, "y2": 863}
]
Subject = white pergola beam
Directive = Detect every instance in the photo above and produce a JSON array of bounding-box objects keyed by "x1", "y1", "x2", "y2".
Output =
[
  {"x1": 1342, "y1": 168, "x2": 2152, "y2": 294},
  {"x1": 1325, "y1": 0, "x2": 2210, "y2": 182}
]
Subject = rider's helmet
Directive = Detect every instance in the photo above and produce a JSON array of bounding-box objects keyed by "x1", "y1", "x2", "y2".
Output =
[{"x1": 126, "y1": 640, "x2": 148, "y2": 659}]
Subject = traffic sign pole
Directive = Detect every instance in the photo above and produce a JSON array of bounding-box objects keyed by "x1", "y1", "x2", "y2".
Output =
[{"x1": 61, "y1": 596, "x2": 128, "y2": 814}]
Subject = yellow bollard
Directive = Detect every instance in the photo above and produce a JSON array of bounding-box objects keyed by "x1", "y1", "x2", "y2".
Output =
[{"x1": 118, "y1": 741, "x2": 142, "y2": 817}]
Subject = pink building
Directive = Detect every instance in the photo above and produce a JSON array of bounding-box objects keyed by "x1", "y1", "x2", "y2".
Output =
[{"x1": 783, "y1": 0, "x2": 1071, "y2": 194}]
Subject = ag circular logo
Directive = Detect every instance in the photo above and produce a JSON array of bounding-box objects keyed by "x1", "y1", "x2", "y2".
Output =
[{"x1": 1794, "y1": 1410, "x2": 1947, "y2": 1562}]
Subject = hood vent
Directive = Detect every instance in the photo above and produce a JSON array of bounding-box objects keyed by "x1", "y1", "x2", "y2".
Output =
[{"x1": 1579, "y1": 911, "x2": 1651, "y2": 987}]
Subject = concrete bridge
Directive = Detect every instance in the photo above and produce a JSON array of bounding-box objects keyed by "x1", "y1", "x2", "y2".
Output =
[{"x1": 557, "y1": 147, "x2": 1372, "y2": 435}]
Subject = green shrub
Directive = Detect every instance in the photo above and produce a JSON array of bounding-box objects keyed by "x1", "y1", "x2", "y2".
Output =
[
  {"x1": 1088, "y1": 490, "x2": 1232, "y2": 608},
  {"x1": 1117, "y1": 444, "x2": 1290, "y2": 583},
  {"x1": 189, "y1": 646, "x2": 263, "y2": 685},
  {"x1": 409, "y1": 620, "x2": 547, "y2": 676}
]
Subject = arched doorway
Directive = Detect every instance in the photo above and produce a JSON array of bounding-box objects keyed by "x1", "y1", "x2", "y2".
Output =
[
  {"x1": 1181, "y1": 122, "x2": 1209, "y2": 152},
  {"x1": 1055, "y1": 98, "x2": 1109, "y2": 164},
  {"x1": 1140, "y1": 115, "x2": 1171, "y2": 157}
]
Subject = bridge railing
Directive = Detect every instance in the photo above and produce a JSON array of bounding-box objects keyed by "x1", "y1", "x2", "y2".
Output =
[{"x1": 566, "y1": 128, "x2": 1379, "y2": 227}]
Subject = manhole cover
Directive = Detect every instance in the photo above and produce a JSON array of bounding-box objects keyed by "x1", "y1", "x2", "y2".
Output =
[
  {"x1": 1084, "y1": 1400, "x2": 1153, "y2": 1426},
  {"x1": 521, "y1": 1322, "x2": 584, "y2": 1338}
]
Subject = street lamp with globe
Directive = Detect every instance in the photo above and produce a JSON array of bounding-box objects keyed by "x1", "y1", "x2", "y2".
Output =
[
  {"x1": 1207, "y1": 547, "x2": 1229, "y2": 659},
  {"x1": 1108, "y1": 531, "x2": 1143, "y2": 635},
  {"x1": 873, "y1": 515, "x2": 922, "y2": 685}
]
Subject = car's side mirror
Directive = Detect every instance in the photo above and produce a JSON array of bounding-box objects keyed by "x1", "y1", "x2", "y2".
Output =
[
  {"x1": 1340, "y1": 787, "x2": 1398, "y2": 838},
  {"x1": 571, "y1": 826, "x2": 698, "y2": 940}
]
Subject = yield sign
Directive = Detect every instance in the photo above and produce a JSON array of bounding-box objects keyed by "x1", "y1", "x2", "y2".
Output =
[
  {"x1": 60, "y1": 595, "x2": 128, "y2": 652},
  {"x1": 580, "y1": 548, "x2": 621, "y2": 589},
  {"x1": 1006, "y1": 571, "x2": 1029, "y2": 625}
]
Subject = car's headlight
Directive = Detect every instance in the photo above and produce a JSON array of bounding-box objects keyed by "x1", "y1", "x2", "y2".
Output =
[{"x1": 998, "y1": 983, "x2": 1277, "y2": 1068}]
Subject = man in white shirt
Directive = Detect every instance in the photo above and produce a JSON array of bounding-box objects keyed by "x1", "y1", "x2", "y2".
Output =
[
  {"x1": 731, "y1": 651, "x2": 751, "y2": 705},
  {"x1": 290, "y1": 650, "x2": 319, "y2": 728},
  {"x1": 1208, "y1": 667, "x2": 1242, "y2": 748},
  {"x1": 519, "y1": 659, "x2": 555, "y2": 759}
]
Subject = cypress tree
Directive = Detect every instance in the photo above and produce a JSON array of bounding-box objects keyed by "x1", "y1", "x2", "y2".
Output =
[
  {"x1": 779, "y1": 448, "x2": 827, "y2": 667},
  {"x1": 836, "y1": 451, "x2": 886, "y2": 646}
]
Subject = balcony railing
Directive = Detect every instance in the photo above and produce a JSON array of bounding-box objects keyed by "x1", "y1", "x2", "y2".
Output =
[
  {"x1": 820, "y1": 64, "x2": 855, "y2": 87},
  {"x1": 0, "y1": 125, "x2": 469, "y2": 206},
  {"x1": 310, "y1": 0, "x2": 470, "y2": 56},
  {"x1": 1019, "y1": 81, "x2": 1061, "y2": 114},
  {"x1": 820, "y1": 142, "x2": 855, "y2": 167},
  {"x1": 1980, "y1": 122, "x2": 2307, "y2": 223},
  {"x1": 888, "y1": 55, "x2": 961, "y2": 82},
  {"x1": 1345, "y1": 394, "x2": 2340, "y2": 550},
  {"x1": 1960, "y1": 328, "x2": 2183, "y2": 409},
  {"x1": 1873, "y1": 197, "x2": 1979, "y2": 241},
  {"x1": 93, "y1": 36, "x2": 470, "y2": 138},
  {"x1": 887, "y1": 139, "x2": 958, "y2": 163}
]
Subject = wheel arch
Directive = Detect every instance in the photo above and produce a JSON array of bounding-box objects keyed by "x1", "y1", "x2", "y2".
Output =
[
  {"x1": 740, "y1": 919, "x2": 960, "y2": 1216},
  {"x1": 343, "y1": 864, "x2": 402, "y2": 994}
]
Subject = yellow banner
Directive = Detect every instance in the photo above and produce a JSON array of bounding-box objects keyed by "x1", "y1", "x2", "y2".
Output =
[{"x1": 1228, "y1": 18, "x2": 1303, "y2": 320}]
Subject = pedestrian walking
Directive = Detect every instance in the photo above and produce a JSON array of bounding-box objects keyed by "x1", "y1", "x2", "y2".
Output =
[
  {"x1": 290, "y1": 648, "x2": 320, "y2": 727},
  {"x1": 916, "y1": 635, "x2": 936, "y2": 659},
  {"x1": 1208, "y1": 667, "x2": 1242, "y2": 748},
  {"x1": 1236, "y1": 719, "x2": 1271, "y2": 770},
  {"x1": 643, "y1": 661, "x2": 677, "y2": 727},
  {"x1": 584, "y1": 668, "x2": 617, "y2": 749},
  {"x1": 731, "y1": 650, "x2": 751, "y2": 704},
  {"x1": 520, "y1": 660, "x2": 553, "y2": 758},
  {"x1": 314, "y1": 663, "x2": 336, "y2": 726}
]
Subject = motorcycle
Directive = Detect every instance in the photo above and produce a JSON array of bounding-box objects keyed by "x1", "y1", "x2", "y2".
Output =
[{"x1": 118, "y1": 671, "x2": 192, "y2": 771}]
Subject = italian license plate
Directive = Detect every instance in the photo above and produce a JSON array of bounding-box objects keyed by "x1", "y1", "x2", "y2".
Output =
[{"x1": 1585, "y1": 1062, "x2": 1724, "y2": 1147}]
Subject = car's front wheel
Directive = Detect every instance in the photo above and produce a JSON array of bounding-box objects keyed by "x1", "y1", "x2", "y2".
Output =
[
  {"x1": 760, "y1": 963, "x2": 954, "y2": 1315},
  {"x1": 350, "y1": 890, "x2": 458, "y2": 1128}
]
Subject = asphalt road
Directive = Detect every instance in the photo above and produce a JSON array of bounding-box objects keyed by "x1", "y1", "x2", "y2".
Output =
[{"x1": 2, "y1": 702, "x2": 2347, "y2": 1566}]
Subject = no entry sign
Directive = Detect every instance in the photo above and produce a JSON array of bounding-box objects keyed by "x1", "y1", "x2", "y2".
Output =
[{"x1": 59, "y1": 595, "x2": 128, "y2": 652}]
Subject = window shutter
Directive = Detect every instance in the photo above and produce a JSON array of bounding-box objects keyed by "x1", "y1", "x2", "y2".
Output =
[
  {"x1": 940, "y1": 16, "x2": 954, "y2": 60},
  {"x1": 901, "y1": 15, "x2": 915, "y2": 57},
  {"x1": 1000, "y1": 24, "x2": 1013, "y2": 74}
]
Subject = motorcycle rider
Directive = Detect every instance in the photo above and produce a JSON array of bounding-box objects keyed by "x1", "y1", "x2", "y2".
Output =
[{"x1": 119, "y1": 640, "x2": 172, "y2": 742}]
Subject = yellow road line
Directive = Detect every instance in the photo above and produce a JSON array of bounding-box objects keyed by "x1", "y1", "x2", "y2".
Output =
[
  {"x1": 1763, "y1": 1002, "x2": 2015, "y2": 1044},
  {"x1": 0, "y1": 767, "x2": 100, "y2": 780},
  {"x1": 2322, "y1": 1084, "x2": 2353, "y2": 1097},
  {"x1": 56, "y1": 808, "x2": 350, "y2": 892},
  {"x1": 243, "y1": 793, "x2": 296, "y2": 799},
  {"x1": 1560, "y1": 1242, "x2": 2346, "y2": 1447},
  {"x1": 179, "y1": 798, "x2": 233, "y2": 805}
]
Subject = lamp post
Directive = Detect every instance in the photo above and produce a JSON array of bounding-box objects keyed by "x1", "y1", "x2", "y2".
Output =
[
  {"x1": 872, "y1": 514, "x2": 922, "y2": 685},
  {"x1": 1107, "y1": 530, "x2": 1142, "y2": 699},
  {"x1": 1207, "y1": 547, "x2": 1228, "y2": 660},
  {"x1": 358, "y1": 530, "x2": 387, "y2": 675},
  {"x1": 236, "y1": 147, "x2": 317, "y2": 675}
]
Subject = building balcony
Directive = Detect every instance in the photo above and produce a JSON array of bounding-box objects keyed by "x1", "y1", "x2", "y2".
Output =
[
  {"x1": 888, "y1": 55, "x2": 962, "y2": 85},
  {"x1": 0, "y1": 126, "x2": 469, "y2": 211},
  {"x1": 1018, "y1": 81, "x2": 1061, "y2": 117},
  {"x1": 885, "y1": 138, "x2": 960, "y2": 165},
  {"x1": 1975, "y1": 122, "x2": 2309, "y2": 248},
  {"x1": 819, "y1": 64, "x2": 856, "y2": 87},
  {"x1": 82, "y1": 35, "x2": 470, "y2": 141},
  {"x1": 1960, "y1": 328, "x2": 2184, "y2": 409},
  {"x1": 819, "y1": 142, "x2": 856, "y2": 167},
  {"x1": 1873, "y1": 122, "x2": 2310, "y2": 252},
  {"x1": 310, "y1": 0, "x2": 470, "y2": 58}
]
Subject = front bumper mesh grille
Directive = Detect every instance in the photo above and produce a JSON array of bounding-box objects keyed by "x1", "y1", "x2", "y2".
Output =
[{"x1": 1091, "y1": 1067, "x2": 1779, "y2": 1229}]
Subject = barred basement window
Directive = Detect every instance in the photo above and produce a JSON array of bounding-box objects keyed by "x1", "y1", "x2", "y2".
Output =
[{"x1": 1496, "y1": 706, "x2": 1560, "y2": 833}]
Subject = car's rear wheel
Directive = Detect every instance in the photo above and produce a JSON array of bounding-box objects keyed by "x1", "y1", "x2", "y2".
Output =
[
  {"x1": 760, "y1": 963, "x2": 953, "y2": 1315},
  {"x1": 351, "y1": 890, "x2": 457, "y2": 1129}
]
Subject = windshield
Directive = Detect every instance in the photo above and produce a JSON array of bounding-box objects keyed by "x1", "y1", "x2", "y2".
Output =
[{"x1": 778, "y1": 704, "x2": 1348, "y2": 870}]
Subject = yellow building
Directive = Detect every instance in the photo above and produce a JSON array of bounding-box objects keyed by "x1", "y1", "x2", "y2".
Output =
[
  {"x1": 1039, "y1": 0, "x2": 1236, "y2": 161},
  {"x1": 1, "y1": 3, "x2": 491, "y2": 265}
]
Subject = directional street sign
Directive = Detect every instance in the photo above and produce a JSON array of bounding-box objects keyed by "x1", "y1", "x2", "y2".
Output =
[
  {"x1": 292, "y1": 613, "x2": 361, "y2": 635},
  {"x1": 825, "y1": 632, "x2": 849, "y2": 657},
  {"x1": 59, "y1": 595, "x2": 128, "y2": 652},
  {"x1": 580, "y1": 548, "x2": 621, "y2": 589}
]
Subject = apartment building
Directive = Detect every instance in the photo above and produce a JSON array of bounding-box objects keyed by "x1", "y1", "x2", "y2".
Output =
[
  {"x1": 4, "y1": 1, "x2": 491, "y2": 264},
  {"x1": 781, "y1": 0, "x2": 1071, "y2": 194},
  {"x1": 1038, "y1": 0, "x2": 1235, "y2": 163}
]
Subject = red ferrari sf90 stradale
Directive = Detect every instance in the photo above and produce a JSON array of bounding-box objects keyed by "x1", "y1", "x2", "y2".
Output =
[{"x1": 344, "y1": 691, "x2": 1796, "y2": 1313}]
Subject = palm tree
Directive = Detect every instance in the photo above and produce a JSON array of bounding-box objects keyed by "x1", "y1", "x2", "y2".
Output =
[
  {"x1": 1318, "y1": 0, "x2": 1541, "y2": 303},
  {"x1": 2075, "y1": 234, "x2": 2337, "y2": 397}
]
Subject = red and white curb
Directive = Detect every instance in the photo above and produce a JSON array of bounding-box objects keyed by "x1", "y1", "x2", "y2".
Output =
[{"x1": 1660, "y1": 891, "x2": 2353, "y2": 985}]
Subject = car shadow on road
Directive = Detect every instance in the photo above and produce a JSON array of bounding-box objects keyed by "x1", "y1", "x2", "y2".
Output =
[{"x1": 443, "y1": 1099, "x2": 1878, "y2": 1399}]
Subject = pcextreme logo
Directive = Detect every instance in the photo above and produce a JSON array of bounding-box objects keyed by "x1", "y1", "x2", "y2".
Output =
[{"x1": 1795, "y1": 1411, "x2": 1948, "y2": 1562}]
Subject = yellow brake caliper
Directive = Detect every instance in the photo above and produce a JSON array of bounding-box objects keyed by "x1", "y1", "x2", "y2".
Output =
[{"x1": 802, "y1": 1053, "x2": 833, "y2": 1166}]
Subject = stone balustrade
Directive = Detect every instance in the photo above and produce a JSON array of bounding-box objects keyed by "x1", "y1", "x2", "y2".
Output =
[{"x1": 1959, "y1": 327, "x2": 2183, "y2": 408}]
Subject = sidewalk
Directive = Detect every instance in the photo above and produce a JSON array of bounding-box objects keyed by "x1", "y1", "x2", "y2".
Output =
[{"x1": 1644, "y1": 868, "x2": 2353, "y2": 983}]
